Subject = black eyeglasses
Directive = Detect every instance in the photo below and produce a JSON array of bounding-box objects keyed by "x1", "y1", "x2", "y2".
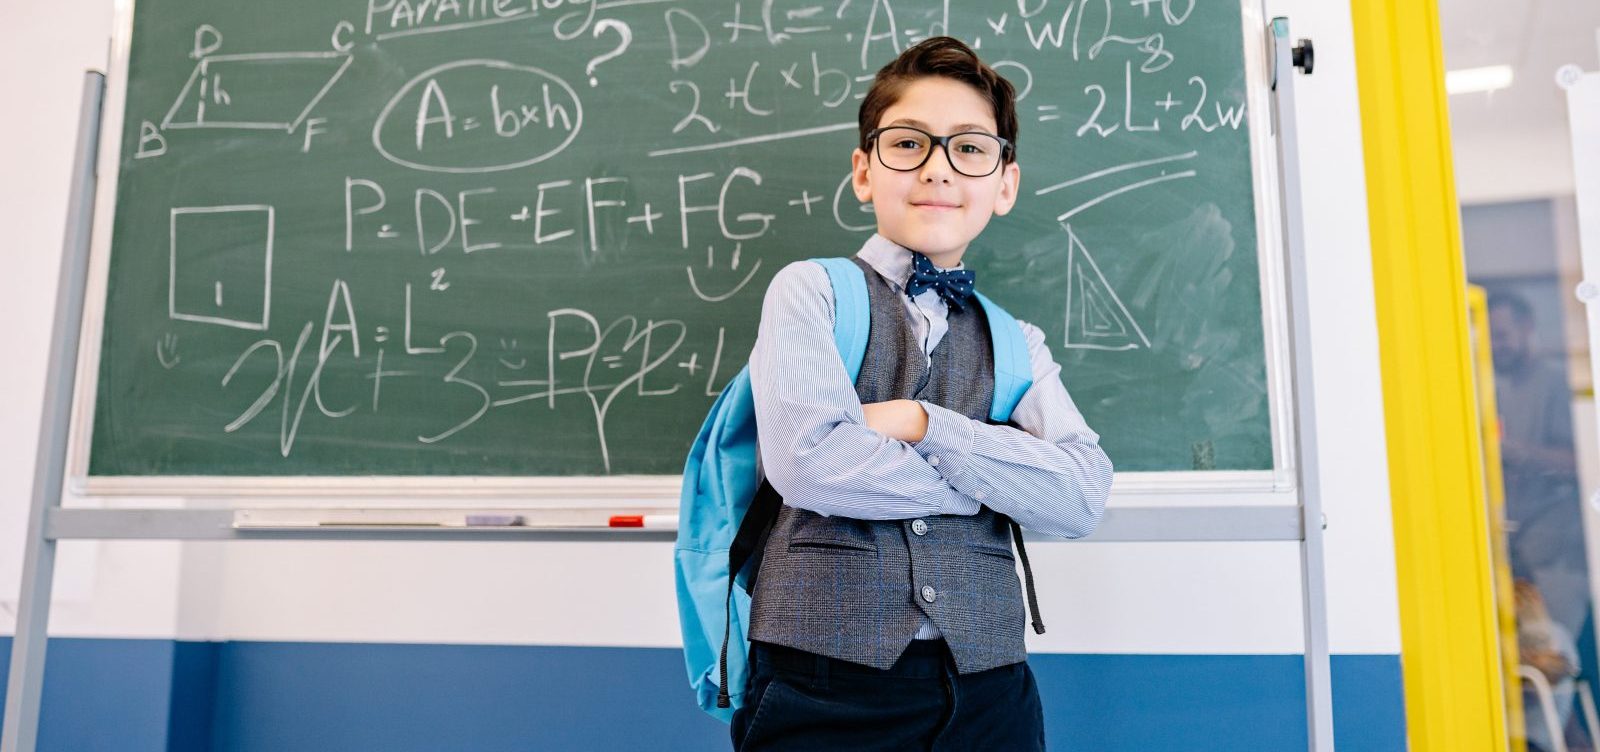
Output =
[{"x1": 866, "y1": 126, "x2": 1012, "y2": 178}]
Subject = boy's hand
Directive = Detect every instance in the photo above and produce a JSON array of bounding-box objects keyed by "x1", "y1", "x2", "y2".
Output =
[{"x1": 861, "y1": 400, "x2": 929, "y2": 443}]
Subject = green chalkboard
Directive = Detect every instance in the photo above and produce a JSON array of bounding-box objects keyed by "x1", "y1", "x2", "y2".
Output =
[{"x1": 89, "y1": 0, "x2": 1276, "y2": 478}]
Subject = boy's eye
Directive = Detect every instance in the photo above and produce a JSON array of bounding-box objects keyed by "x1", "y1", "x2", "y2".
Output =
[
  {"x1": 891, "y1": 139, "x2": 926, "y2": 150},
  {"x1": 951, "y1": 136, "x2": 994, "y2": 155}
]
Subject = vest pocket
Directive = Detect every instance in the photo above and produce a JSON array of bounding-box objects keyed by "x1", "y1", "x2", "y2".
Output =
[
  {"x1": 785, "y1": 516, "x2": 879, "y2": 553},
  {"x1": 970, "y1": 544, "x2": 1016, "y2": 561},
  {"x1": 788, "y1": 537, "x2": 877, "y2": 553}
]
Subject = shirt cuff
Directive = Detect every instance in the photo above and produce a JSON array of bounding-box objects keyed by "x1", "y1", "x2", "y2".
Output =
[{"x1": 912, "y1": 401, "x2": 978, "y2": 500}]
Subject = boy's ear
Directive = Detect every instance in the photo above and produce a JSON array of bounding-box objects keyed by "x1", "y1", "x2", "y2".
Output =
[
  {"x1": 851, "y1": 148, "x2": 873, "y2": 203},
  {"x1": 992, "y1": 161, "x2": 1021, "y2": 217}
]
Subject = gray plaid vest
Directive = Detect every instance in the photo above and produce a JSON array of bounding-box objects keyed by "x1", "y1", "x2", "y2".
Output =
[{"x1": 748, "y1": 257, "x2": 1028, "y2": 674}]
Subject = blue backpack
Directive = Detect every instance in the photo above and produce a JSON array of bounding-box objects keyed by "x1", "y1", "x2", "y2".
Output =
[{"x1": 674, "y1": 257, "x2": 1038, "y2": 722}]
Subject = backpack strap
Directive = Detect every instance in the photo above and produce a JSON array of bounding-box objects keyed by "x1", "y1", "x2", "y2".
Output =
[
  {"x1": 717, "y1": 478, "x2": 781, "y2": 708},
  {"x1": 811, "y1": 257, "x2": 871, "y2": 381},
  {"x1": 974, "y1": 290, "x2": 1032, "y2": 424},
  {"x1": 1009, "y1": 516, "x2": 1046, "y2": 634}
]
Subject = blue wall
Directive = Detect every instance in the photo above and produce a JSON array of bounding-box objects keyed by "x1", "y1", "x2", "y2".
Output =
[{"x1": 0, "y1": 638, "x2": 1403, "y2": 750}]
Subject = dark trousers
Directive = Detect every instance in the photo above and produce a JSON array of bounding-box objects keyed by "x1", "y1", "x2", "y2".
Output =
[{"x1": 731, "y1": 640, "x2": 1045, "y2": 751}]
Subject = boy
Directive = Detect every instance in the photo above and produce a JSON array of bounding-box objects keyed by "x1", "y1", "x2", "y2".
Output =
[{"x1": 738, "y1": 37, "x2": 1113, "y2": 751}]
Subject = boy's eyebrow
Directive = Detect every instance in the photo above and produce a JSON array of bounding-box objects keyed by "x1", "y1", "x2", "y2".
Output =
[{"x1": 884, "y1": 117, "x2": 997, "y2": 134}]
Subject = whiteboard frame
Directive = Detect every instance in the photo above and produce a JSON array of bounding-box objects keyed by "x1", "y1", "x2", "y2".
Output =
[{"x1": 68, "y1": 0, "x2": 1297, "y2": 504}]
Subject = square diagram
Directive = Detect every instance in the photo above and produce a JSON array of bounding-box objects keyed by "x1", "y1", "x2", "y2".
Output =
[{"x1": 169, "y1": 205, "x2": 273, "y2": 330}]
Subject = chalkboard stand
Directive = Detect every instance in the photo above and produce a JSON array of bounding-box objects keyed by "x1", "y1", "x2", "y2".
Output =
[
  {"x1": 3, "y1": 71, "x2": 106, "y2": 752},
  {"x1": 7, "y1": 20, "x2": 1333, "y2": 751},
  {"x1": 1271, "y1": 17, "x2": 1335, "y2": 752}
]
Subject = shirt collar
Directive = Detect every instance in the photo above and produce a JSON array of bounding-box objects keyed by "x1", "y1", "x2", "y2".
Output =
[{"x1": 854, "y1": 233, "x2": 964, "y2": 293}]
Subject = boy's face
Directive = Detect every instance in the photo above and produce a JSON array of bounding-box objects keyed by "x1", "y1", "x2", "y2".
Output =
[{"x1": 852, "y1": 76, "x2": 1021, "y2": 265}]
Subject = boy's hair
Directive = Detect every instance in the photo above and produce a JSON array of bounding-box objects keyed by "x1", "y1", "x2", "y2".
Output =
[{"x1": 858, "y1": 36, "x2": 1019, "y2": 164}]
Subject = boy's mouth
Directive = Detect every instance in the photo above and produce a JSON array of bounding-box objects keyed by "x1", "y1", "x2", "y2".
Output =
[{"x1": 910, "y1": 200, "x2": 962, "y2": 211}]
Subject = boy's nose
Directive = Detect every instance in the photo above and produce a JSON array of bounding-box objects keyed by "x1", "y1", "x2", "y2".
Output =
[{"x1": 919, "y1": 145, "x2": 954, "y2": 183}]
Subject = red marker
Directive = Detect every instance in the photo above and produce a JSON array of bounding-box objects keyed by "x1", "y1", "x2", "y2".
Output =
[{"x1": 608, "y1": 514, "x2": 676, "y2": 529}]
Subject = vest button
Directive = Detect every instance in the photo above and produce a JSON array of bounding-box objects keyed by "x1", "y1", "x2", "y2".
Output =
[
  {"x1": 911, "y1": 519, "x2": 929, "y2": 536},
  {"x1": 921, "y1": 585, "x2": 937, "y2": 603}
]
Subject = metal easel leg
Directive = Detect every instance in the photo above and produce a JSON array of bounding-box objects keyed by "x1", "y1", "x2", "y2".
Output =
[
  {"x1": 1268, "y1": 17, "x2": 1334, "y2": 752},
  {"x1": 1, "y1": 70, "x2": 105, "y2": 752}
]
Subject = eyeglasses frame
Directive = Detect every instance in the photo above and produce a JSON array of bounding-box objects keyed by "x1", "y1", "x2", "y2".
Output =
[{"x1": 865, "y1": 125, "x2": 1014, "y2": 178}]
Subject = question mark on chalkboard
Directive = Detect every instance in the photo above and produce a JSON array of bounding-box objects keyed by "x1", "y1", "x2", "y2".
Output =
[{"x1": 587, "y1": 19, "x2": 633, "y2": 87}]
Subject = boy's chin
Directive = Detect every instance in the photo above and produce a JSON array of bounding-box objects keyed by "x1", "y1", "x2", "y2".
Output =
[{"x1": 882, "y1": 227, "x2": 978, "y2": 257}]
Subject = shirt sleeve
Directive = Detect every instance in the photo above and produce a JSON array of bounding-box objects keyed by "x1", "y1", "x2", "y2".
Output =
[
  {"x1": 911, "y1": 319, "x2": 1113, "y2": 539},
  {"x1": 748, "y1": 261, "x2": 976, "y2": 520}
]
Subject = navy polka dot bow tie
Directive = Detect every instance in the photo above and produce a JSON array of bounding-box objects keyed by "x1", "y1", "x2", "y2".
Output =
[{"x1": 905, "y1": 251, "x2": 977, "y2": 312}]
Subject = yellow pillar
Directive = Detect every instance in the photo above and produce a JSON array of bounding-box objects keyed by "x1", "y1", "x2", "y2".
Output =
[
  {"x1": 1468, "y1": 285, "x2": 1527, "y2": 750},
  {"x1": 1348, "y1": 1, "x2": 1508, "y2": 749}
]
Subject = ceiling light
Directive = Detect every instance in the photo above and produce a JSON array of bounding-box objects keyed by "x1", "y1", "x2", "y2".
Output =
[{"x1": 1446, "y1": 65, "x2": 1515, "y2": 95}]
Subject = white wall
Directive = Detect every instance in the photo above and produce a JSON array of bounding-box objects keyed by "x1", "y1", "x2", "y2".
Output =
[
  {"x1": 2, "y1": 1, "x2": 1400, "y2": 659},
  {"x1": 1454, "y1": 126, "x2": 1579, "y2": 205}
]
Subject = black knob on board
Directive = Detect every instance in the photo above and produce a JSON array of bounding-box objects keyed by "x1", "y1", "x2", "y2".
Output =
[{"x1": 1293, "y1": 38, "x2": 1314, "y2": 75}]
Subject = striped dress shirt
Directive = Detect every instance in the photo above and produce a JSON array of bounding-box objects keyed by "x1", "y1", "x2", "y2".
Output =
[{"x1": 748, "y1": 233, "x2": 1114, "y2": 542}]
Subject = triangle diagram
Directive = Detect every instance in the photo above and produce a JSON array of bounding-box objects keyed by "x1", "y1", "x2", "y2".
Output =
[
  {"x1": 1062, "y1": 223, "x2": 1150, "y2": 351},
  {"x1": 1078, "y1": 272, "x2": 1126, "y2": 337}
]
